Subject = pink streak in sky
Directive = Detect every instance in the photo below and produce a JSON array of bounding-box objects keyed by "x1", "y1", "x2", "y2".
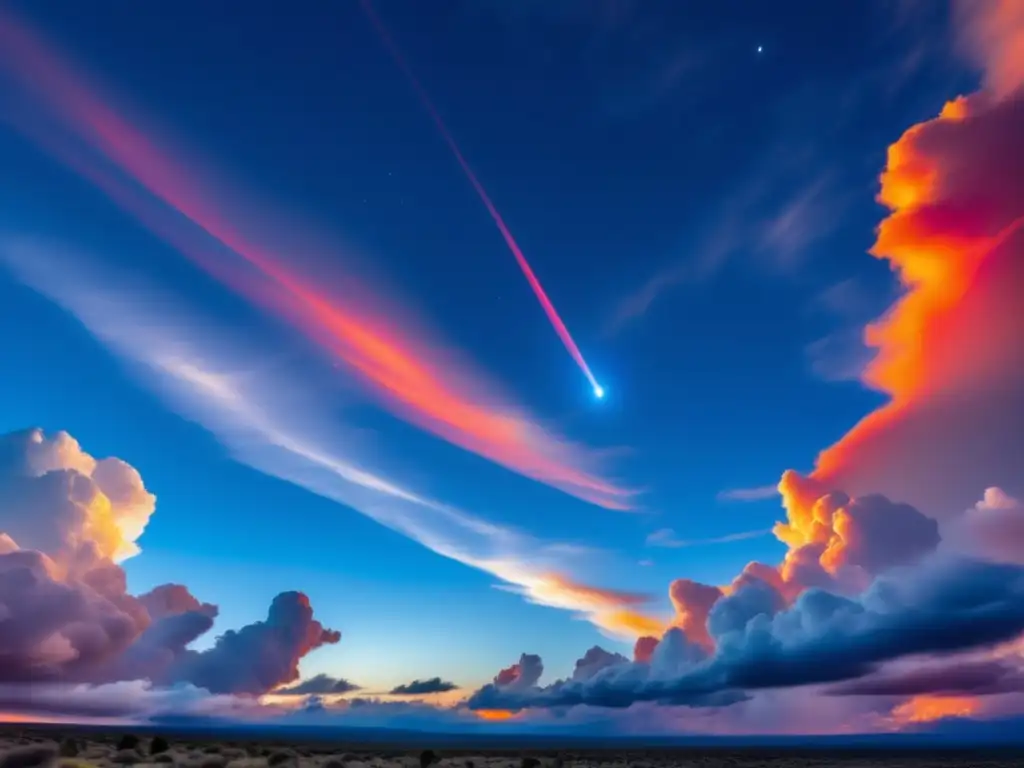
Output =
[
  {"x1": 0, "y1": 9, "x2": 634, "y2": 509},
  {"x1": 359, "y1": 0, "x2": 603, "y2": 395}
]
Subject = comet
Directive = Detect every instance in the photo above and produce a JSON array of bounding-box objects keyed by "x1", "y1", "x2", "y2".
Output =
[{"x1": 360, "y1": 0, "x2": 605, "y2": 399}]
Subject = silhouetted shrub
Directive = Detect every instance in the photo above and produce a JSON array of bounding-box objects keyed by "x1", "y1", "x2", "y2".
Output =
[
  {"x1": 267, "y1": 751, "x2": 295, "y2": 767},
  {"x1": 419, "y1": 751, "x2": 438, "y2": 768},
  {"x1": 149, "y1": 738, "x2": 170, "y2": 756},
  {"x1": 57, "y1": 740, "x2": 79, "y2": 759},
  {"x1": 521, "y1": 758, "x2": 540, "y2": 768},
  {"x1": 112, "y1": 750, "x2": 142, "y2": 765},
  {"x1": 116, "y1": 737, "x2": 140, "y2": 753},
  {"x1": 0, "y1": 744, "x2": 59, "y2": 768},
  {"x1": 152, "y1": 754, "x2": 175, "y2": 764}
]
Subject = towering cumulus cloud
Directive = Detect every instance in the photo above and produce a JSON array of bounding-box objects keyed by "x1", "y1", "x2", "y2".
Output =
[
  {"x1": 469, "y1": 510, "x2": 1024, "y2": 712},
  {"x1": 0, "y1": 1, "x2": 665, "y2": 640},
  {"x1": 0, "y1": 428, "x2": 155, "y2": 563},
  {"x1": 0, "y1": 428, "x2": 338, "y2": 695},
  {"x1": 810, "y1": 0, "x2": 1024, "y2": 517},
  {"x1": 467, "y1": 0, "x2": 1024, "y2": 721},
  {"x1": 493, "y1": 654, "x2": 544, "y2": 690}
]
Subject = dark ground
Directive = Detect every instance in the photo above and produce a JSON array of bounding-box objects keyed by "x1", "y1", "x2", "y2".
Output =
[{"x1": 2, "y1": 724, "x2": 1024, "y2": 768}]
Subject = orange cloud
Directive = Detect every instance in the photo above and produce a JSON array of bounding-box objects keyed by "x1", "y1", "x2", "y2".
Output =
[
  {"x1": 633, "y1": 635, "x2": 659, "y2": 663},
  {"x1": 457, "y1": 4, "x2": 1024, "y2": 720},
  {"x1": 264, "y1": 274, "x2": 633, "y2": 509},
  {"x1": 0, "y1": 9, "x2": 635, "y2": 512},
  {"x1": 3, "y1": 429, "x2": 157, "y2": 566},
  {"x1": 535, "y1": 573, "x2": 649, "y2": 608},
  {"x1": 524, "y1": 573, "x2": 664, "y2": 638},
  {"x1": 655, "y1": 469, "x2": 945, "y2": 652},
  {"x1": 599, "y1": 610, "x2": 665, "y2": 638},
  {"x1": 668, "y1": 579, "x2": 724, "y2": 650},
  {"x1": 956, "y1": 0, "x2": 1024, "y2": 101},
  {"x1": 532, "y1": 1, "x2": 1024, "y2": 658},
  {"x1": 0, "y1": 712, "x2": 50, "y2": 723},
  {"x1": 474, "y1": 708, "x2": 518, "y2": 721},
  {"x1": 661, "y1": 2, "x2": 1024, "y2": 656},
  {"x1": 890, "y1": 694, "x2": 981, "y2": 725},
  {"x1": 807, "y1": 0, "x2": 1024, "y2": 517}
]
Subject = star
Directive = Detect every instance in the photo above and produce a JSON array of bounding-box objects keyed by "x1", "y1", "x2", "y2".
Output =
[{"x1": 757, "y1": 45, "x2": 763, "y2": 54}]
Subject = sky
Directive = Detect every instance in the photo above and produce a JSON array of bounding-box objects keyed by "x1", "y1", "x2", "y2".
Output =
[{"x1": 0, "y1": 0, "x2": 1022, "y2": 738}]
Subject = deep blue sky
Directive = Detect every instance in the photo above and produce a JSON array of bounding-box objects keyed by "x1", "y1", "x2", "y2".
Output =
[{"x1": 0, "y1": 0, "x2": 976, "y2": 691}]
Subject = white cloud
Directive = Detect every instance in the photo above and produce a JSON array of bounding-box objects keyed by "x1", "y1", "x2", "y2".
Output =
[
  {"x1": 716, "y1": 484, "x2": 780, "y2": 502},
  {"x1": 942, "y1": 487, "x2": 1024, "y2": 565},
  {"x1": 645, "y1": 527, "x2": 772, "y2": 549},
  {"x1": 0, "y1": 237, "x2": 635, "y2": 632}
]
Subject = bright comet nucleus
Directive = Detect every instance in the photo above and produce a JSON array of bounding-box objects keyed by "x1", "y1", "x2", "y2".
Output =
[
  {"x1": 360, "y1": 0, "x2": 604, "y2": 400},
  {"x1": 594, "y1": 385, "x2": 605, "y2": 400}
]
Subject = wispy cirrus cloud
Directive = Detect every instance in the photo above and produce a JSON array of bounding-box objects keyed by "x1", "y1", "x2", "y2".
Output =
[
  {"x1": 645, "y1": 527, "x2": 773, "y2": 549},
  {"x1": 756, "y1": 171, "x2": 842, "y2": 271},
  {"x1": 804, "y1": 328, "x2": 878, "y2": 384},
  {"x1": 604, "y1": 163, "x2": 847, "y2": 338},
  {"x1": 496, "y1": 572, "x2": 663, "y2": 638},
  {"x1": 601, "y1": 260, "x2": 693, "y2": 339},
  {"x1": 0, "y1": 8, "x2": 636, "y2": 512},
  {"x1": 808, "y1": 278, "x2": 881, "y2": 320},
  {"x1": 600, "y1": 0, "x2": 947, "y2": 341},
  {"x1": 601, "y1": 196, "x2": 745, "y2": 339},
  {"x1": 810, "y1": 0, "x2": 1024, "y2": 516},
  {"x1": 0, "y1": 238, "x2": 656, "y2": 639},
  {"x1": 716, "y1": 484, "x2": 780, "y2": 503},
  {"x1": 804, "y1": 278, "x2": 897, "y2": 385},
  {"x1": 463, "y1": 0, "x2": 1024, "y2": 721},
  {"x1": 468, "y1": 0, "x2": 717, "y2": 120}
]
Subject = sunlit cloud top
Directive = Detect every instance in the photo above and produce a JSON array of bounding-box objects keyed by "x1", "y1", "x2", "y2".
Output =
[{"x1": 0, "y1": 238, "x2": 657, "y2": 638}]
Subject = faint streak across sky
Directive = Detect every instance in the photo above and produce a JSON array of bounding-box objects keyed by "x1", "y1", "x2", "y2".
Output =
[
  {"x1": 0, "y1": 7, "x2": 635, "y2": 511},
  {"x1": 359, "y1": 0, "x2": 605, "y2": 398},
  {"x1": 0, "y1": 239, "x2": 657, "y2": 639},
  {"x1": 716, "y1": 484, "x2": 781, "y2": 502},
  {"x1": 645, "y1": 526, "x2": 774, "y2": 549}
]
